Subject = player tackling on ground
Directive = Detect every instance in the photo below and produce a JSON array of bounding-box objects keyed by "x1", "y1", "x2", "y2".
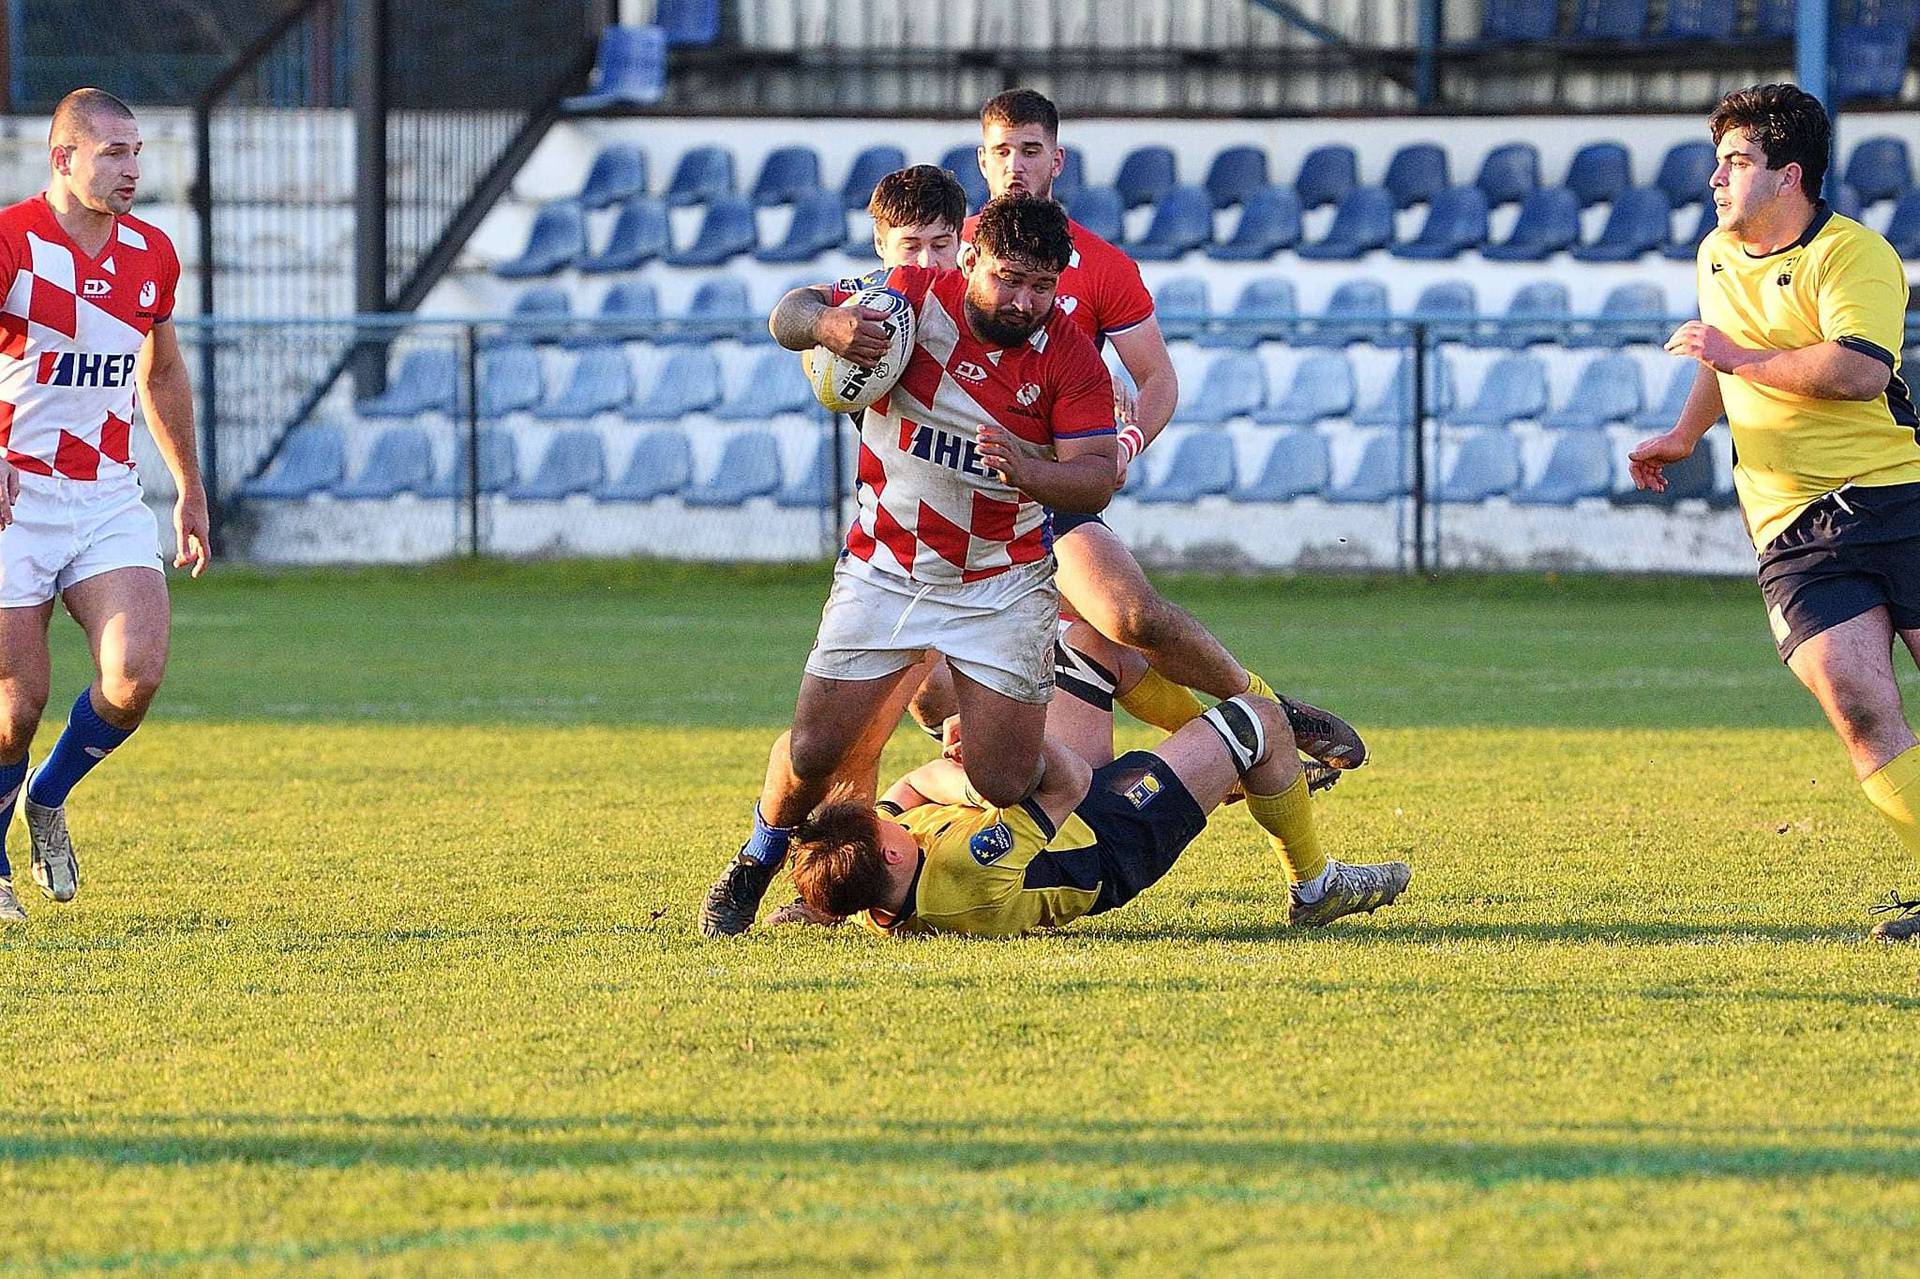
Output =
[
  {"x1": 0, "y1": 89, "x2": 208, "y2": 921},
  {"x1": 1628, "y1": 84, "x2": 1919, "y2": 941}
]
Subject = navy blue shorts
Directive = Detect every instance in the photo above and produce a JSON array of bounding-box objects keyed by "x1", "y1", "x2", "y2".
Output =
[
  {"x1": 1756, "y1": 481, "x2": 1920, "y2": 662},
  {"x1": 1020, "y1": 750, "x2": 1209, "y2": 915},
  {"x1": 1048, "y1": 509, "x2": 1109, "y2": 539}
]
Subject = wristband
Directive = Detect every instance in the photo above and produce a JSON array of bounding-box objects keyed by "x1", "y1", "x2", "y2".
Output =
[
  {"x1": 875, "y1": 800, "x2": 904, "y2": 818},
  {"x1": 1118, "y1": 424, "x2": 1146, "y2": 465}
]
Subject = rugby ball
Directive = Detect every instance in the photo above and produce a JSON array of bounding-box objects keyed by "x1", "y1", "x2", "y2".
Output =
[{"x1": 804, "y1": 287, "x2": 915, "y2": 413}]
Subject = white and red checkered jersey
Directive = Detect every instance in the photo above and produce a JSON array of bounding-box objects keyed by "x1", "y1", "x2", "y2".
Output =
[
  {"x1": 0, "y1": 195, "x2": 178, "y2": 483},
  {"x1": 827, "y1": 264, "x2": 1114, "y2": 584},
  {"x1": 961, "y1": 214, "x2": 1155, "y2": 349}
]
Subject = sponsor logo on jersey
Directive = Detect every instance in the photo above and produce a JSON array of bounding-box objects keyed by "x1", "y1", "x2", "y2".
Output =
[
  {"x1": 969, "y1": 822, "x2": 1015, "y2": 866},
  {"x1": 953, "y1": 360, "x2": 988, "y2": 383},
  {"x1": 1710, "y1": 262, "x2": 1725, "y2": 273},
  {"x1": 1124, "y1": 773, "x2": 1164, "y2": 809},
  {"x1": 35, "y1": 351, "x2": 137, "y2": 388},
  {"x1": 81, "y1": 278, "x2": 109, "y2": 298},
  {"x1": 902, "y1": 419, "x2": 993, "y2": 478}
]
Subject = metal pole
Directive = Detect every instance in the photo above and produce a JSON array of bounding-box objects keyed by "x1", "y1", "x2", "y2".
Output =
[
  {"x1": 1798, "y1": 0, "x2": 1834, "y2": 194},
  {"x1": 1410, "y1": 321, "x2": 1429, "y2": 576},
  {"x1": 191, "y1": 100, "x2": 221, "y2": 539},
  {"x1": 1415, "y1": 0, "x2": 1440, "y2": 109},
  {"x1": 352, "y1": 0, "x2": 389, "y2": 394},
  {"x1": 462, "y1": 325, "x2": 481, "y2": 557}
]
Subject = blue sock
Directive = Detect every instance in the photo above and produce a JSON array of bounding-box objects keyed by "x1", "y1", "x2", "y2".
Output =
[
  {"x1": 739, "y1": 805, "x2": 793, "y2": 867},
  {"x1": 25, "y1": 689, "x2": 133, "y2": 809},
  {"x1": 0, "y1": 757, "x2": 23, "y2": 877}
]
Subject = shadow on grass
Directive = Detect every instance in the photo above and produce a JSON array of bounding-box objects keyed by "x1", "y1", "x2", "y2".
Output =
[{"x1": 1106, "y1": 918, "x2": 1865, "y2": 946}]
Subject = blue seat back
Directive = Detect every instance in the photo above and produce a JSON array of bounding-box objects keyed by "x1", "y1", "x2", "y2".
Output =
[
  {"x1": 1482, "y1": 0, "x2": 1558, "y2": 39},
  {"x1": 1886, "y1": 189, "x2": 1920, "y2": 254},
  {"x1": 1237, "y1": 430, "x2": 1330, "y2": 501},
  {"x1": 1310, "y1": 279, "x2": 1390, "y2": 346},
  {"x1": 1260, "y1": 351, "x2": 1354, "y2": 425},
  {"x1": 759, "y1": 189, "x2": 847, "y2": 261},
  {"x1": 540, "y1": 347, "x2": 633, "y2": 419},
  {"x1": 1475, "y1": 143, "x2": 1538, "y2": 205},
  {"x1": 348, "y1": 426, "x2": 435, "y2": 498},
  {"x1": 665, "y1": 145, "x2": 735, "y2": 207},
  {"x1": 1205, "y1": 145, "x2": 1269, "y2": 209},
  {"x1": 1452, "y1": 354, "x2": 1548, "y2": 425},
  {"x1": 1330, "y1": 430, "x2": 1408, "y2": 502},
  {"x1": 435, "y1": 427, "x2": 518, "y2": 496},
  {"x1": 1835, "y1": 23, "x2": 1912, "y2": 102},
  {"x1": 1212, "y1": 184, "x2": 1302, "y2": 259},
  {"x1": 517, "y1": 430, "x2": 606, "y2": 499},
  {"x1": 584, "y1": 197, "x2": 668, "y2": 273},
  {"x1": 1294, "y1": 145, "x2": 1358, "y2": 209},
  {"x1": 1519, "y1": 431, "x2": 1615, "y2": 504},
  {"x1": 1065, "y1": 186, "x2": 1124, "y2": 245},
  {"x1": 1154, "y1": 277, "x2": 1210, "y2": 339},
  {"x1": 1655, "y1": 0, "x2": 1735, "y2": 37},
  {"x1": 938, "y1": 145, "x2": 989, "y2": 211},
  {"x1": 842, "y1": 145, "x2": 907, "y2": 210},
  {"x1": 584, "y1": 26, "x2": 666, "y2": 104},
  {"x1": 480, "y1": 345, "x2": 544, "y2": 418},
  {"x1": 508, "y1": 201, "x2": 586, "y2": 274},
  {"x1": 1355, "y1": 352, "x2": 1455, "y2": 426},
  {"x1": 1573, "y1": 0, "x2": 1649, "y2": 39},
  {"x1": 751, "y1": 145, "x2": 823, "y2": 207},
  {"x1": 1655, "y1": 141, "x2": 1717, "y2": 208},
  {"x1": 1412, "y1": 185, "x2": 1489, "y2": 252},
  {"x1": 716, "y1": 349, "x2": 813, "y2": 420},
  {"x1": 1384, "y1": 143, "x2": 1449, "y2": 209},
  {"x1": 1500, "y1": 186, "x2": 1581, "y2": 252},
  {"x1": 598, "y1": 281, "x2": 661, "y2": 329},
  {"x1": 1055, "y1": 147, "x2": 1088, "y2": 205},
  {"x1": 1566, "y1": 142, "x2": 1632, "y2": 207},
  {"x1": 670, "y1": 277, "x2": 753, "y2": 344},
  {"x1": 687, "y1": 430, "x2": 782, "y2": 505},
  {"x1": 1547, "y1": 354, "x2": 1643, "y2": 427},
  {"x1": 580, "y1": 143, "x2": 648, "y2": 210},
  {"x1": 656, "y1": 0, "x2": 720, "y2": 45},
  {"x1": 511, "y1": 286, "x2": 571, "y2": 334},
  {"x1": 1845, "y1": 136, "x2": 1913, "y2": 203},
  {"x1": 672, "y1": 194, "x2": 757, "y2": 265},
  {"x1": 1140, "y1": 433, "x2": 1235, "y2": 502},
  {"x1": 631, "y1": 347, "x2": 724, "y2": 419},
  {"x1": 1439, "y1": 429, "x2": 1524, "y2": 501},
  {"x1": 250, "y1": 424, "x2": 345, "y2": 498},
  {"x1": 1115, "y1": 145, "x2": 1178, "y2": 209},
  {"x1": 1318, "y1": 185, "x2": 1394, "y2": 250},
  {"x1": 1133, "y1": 185, "x2": 1214, "y2": 257},
  {"x1": 1177, "y1": 353, "x2": 1266, "y2": 424},
  {"x1": 1582, "y1": 185, "x2": 1672, "y2": 257},
  {"x1": 1413, "y1": 280, "x2": 1477, "y2": 330},
  {"x1": 606, "y1": 429, "x2": 694, "y2": 501},
  {"x1": 361, "y1": 347, "x2": 458, "y2": 417}
]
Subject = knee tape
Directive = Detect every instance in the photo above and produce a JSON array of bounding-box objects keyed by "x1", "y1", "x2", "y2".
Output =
[{"x1": 1200, "y1": 696, "x2": 1267, "y2": 775}]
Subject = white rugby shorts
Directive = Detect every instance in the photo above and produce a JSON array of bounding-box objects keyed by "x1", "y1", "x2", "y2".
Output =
[
  {"x1": 0, "y1": 472, "x2": 163, "y2": 608},
  {"x1": 805, "y1": 555, "x2": 1060, "y2": 705}
]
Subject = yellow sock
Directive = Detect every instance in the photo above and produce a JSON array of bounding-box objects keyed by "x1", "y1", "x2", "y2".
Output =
[
  {"x1": 1244, "y1": 772, "x2": 1327, "y2": 884},
  {"x1": 1243, "y1": 671, "x2": 1276, "y2": 703},
  {"x1": 1862, "y1": 744, "x2": 1920, "y2": 858},
  {"x1": 1117, "y1": 668, "x2": 1208, "y2": 733}
]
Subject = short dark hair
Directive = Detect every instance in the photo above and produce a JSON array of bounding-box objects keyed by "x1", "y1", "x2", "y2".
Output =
[
  {"x1": 787, "y1": 787, "x2": 895, "y2": 918},
  {"x1": 869, "y1": 164, "x2": 967, "y2": 233},
  {"x1": 969, "y1": 194, "x2": 1074, "y2": 273},
  {"x1": 1709, "y1": 83, "x2": 1830, "y2": 199},
  {"x1": 981, "y1": 88, "x2": 1059, "y2": 139},
  {"x1": 49, "y1": 87, "x2": 135, "y2": 146}
]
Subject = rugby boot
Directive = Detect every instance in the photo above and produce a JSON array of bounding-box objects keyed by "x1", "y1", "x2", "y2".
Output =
[
  {"x1": 1288, "y1": 857, "x2": 1412, "y2": 927},
  {"x1": 698, "y1": 853, "x2": 780, "y2": 938},
  {"x1": 1869, "y1": 891, "x2": 1920, "y2": 943},
  {"x1": 764, "y1": 896, "x2": 845, "y2": 928},
  {"x1": 22, "y1": 776, "x2": 77, "y2": 903},
  {"x1": 0, "y1": 878, "x2": 24, "y2": 923},
  {"x1": 1278, "y1": 696, "x2": 1368, "y2": 770}
]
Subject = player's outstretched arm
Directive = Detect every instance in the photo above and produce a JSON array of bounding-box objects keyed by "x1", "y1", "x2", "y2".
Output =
[
  {"x1": 1665, "y1": 321, "x2": 1891, "y2": 402},
  {"x1": 136, "y1": 321, "x2": 210, "y2": 577},
  {"x1": 1629, "y1": 363, "x2": 1723, "y2": 492},
  {"x1": 1108, "y1": 317, "x2": 1178, "y2": 446}
]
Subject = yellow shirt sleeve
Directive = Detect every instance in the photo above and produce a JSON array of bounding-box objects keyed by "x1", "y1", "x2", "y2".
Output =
[{"x1": 1815, "y1": 230, "x2": 1910, "y2": 361}]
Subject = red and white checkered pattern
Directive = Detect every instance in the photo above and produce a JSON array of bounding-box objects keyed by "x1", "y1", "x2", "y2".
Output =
[
  {"x1": 0, "y1": 196, "x2": 177, "y2": 483},
  {"x1": 828, "y1": 265, "x2": 1114, "y2": 584}
]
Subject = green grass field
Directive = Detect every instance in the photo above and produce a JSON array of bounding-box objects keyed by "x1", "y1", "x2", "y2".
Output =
[{"x1": 3, "y1": 561, "x2": 1918, "y2": 1277}]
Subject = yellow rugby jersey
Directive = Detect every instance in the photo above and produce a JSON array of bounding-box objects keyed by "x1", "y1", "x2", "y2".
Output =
[
  {"x1": 855, "y1": 798, "x2": 1103, "y2": 938},
  {"x1": 1697, "y1": 205, "x2": 1918, "y2": 550}
]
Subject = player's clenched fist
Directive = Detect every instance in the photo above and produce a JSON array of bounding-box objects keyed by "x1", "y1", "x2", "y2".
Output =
[
  {"x1": 1665, "y1": 320, "x2": 1747, "y2": 373},
  {"x1": 0, "y1": 458, "x2": 15, "y2": 530},
  {"x1": 1626, "y1": 430, "x2": 1695, "y2": 493},
  {"x1": 813, "y1": 305, "x2": 896, "y2": 370}
]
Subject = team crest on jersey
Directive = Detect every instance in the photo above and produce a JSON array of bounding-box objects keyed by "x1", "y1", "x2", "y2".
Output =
[
  {"x1": 139, "y1": 280, "x2": 157, "y2": 308},
  {"x1": 953, "y1": 361, "x2": 988, "y2": 383},
  {"x1": 1777, "y1": 257, "x2": 1797, "y2": 287},
  {"x1": 1016, "y1": 383, "x2": 1041, "y2": 406},
  {"x1": 1124, "y1": 773, "x2": 1164, "y2": 809},
  {"x1": 969, "y1": 822, "x2": 1015, "y2": 866},
  {"x1": 81, "y1": 279, "x2": 109, "y2": 298}
]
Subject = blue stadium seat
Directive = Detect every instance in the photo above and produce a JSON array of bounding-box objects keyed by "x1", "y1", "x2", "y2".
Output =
[
  {"x1": 1543, "y1": 354, "x2": 1644, "y2": 429},
  {"x1": 1482, "y1": 281, "x2": 1571, "y2": 349},
  {"x1": 1326, "y1": 430, "x2": 1408, "y2": 503},
  {"x1": 1115, "y1": 145, "x2": 1178, "y2": 210},
  {"x1": 336, "y1": 425, "x2": 435, "y2": 500},
  {"x1": 537, "y1": 348, "x2": 633, "y2": 419},
  {"x1": 599, "y1": 429, "x2": 693, "y2": 502},
  {"x1": 244, "y1": 424, "x2": 345, "y2": 500},
  {"x1": 683, "y1": 430, "x2": 783, "y2": 506},
  {"x1": 1571, "y1": 0, "x2": 1649, "y2": 40},
  {"x1": 1482, "y1": 187, "x2": 1581, "y2": 261},
  {"x1": 1303, "y1": 279, "x2": 1390, "y2": 348},
  {"x1": 938, "y1": 145, "x2": 989, "y2": 212},
  {"x1": 1383, "y1": 143, "x2": 1449, "y2": 209},
  {"x1": 1134, "y1": 432, "x2": 1236, "y2": 503},
  {"x1": 664, "y1": 145, "x2": 735, "y2": 208},
  {"x1": 1232, "y1": 430, "x2": 1330, "y2": 501},
  {"x1": 1253, "y1": 351, "x2": 1355, "y2": 426},
  {"x1": 1632, "y1": 360, "x2": 1701, "y2": 431},
  {"x1": 1654, "y1": 141, "x2": 1717, "y2": 208},
  {"x1": 1410, "y1": 280, "x2": 1478, "y2": 338},
  {"x1": 1353, "y1": 352, "x2": 1455, "y2": 427},
  {"x1": 579, "y1": 196, "x2": 669, "y2": 273},
  {"x1": 1474, "y1": 142, "x2": 1539, "y2": 207},
  {"x1": 751, "y1": 145, "x2": 823, "y2": 207},
  {"x1": 1297, "y1": 186, "x2": 1394, "y2": 260},
  {"x1": 842, "y1": 145, "x2": 907, "y2": 210},
  {"x1": 564, "y1": 25, "x2": 666, "y2": 110},
  {"x1": 1172, "y1": 353, "x2": 1266, "y2": 425},
  {"x1": 1205, "y1": 145, "x2": 1269, "y2": 209},
  {"x1": 756, "y1": 189, "x2": 848, "y2": 263},
  {"x1": 1064, "y1": 185, "x2": 1124, "y2": 245},
  {"x1": 1830, "y1": 182, "x2": 1866, "y2": 221},
  {"x1": 1754, "y1": 0, "x2": 1796, "y2": 35},
  {"x1": 1445, "y1": 354, "x2": 1549, "y2": 426},
  {"x1": 495, "y1": 201, "x2": 586, "y2": 277},
  {"x1": 775, "y1": 431, "x2": 854, "y2": 507},
  {"x1": 1652, "y1": 0, "x2": 1735, "y2": 38},
  {"x1": 1571, "y1": 282, "x2": 1668, "y2": 348},
  {"x1": 664, "y1": 277, "x2": 755, "y2": 344},
  {"x1": 422, "y1": 427, "x2": 518, "y2": 498},
  {"x1": 715, "y1": 349, "x2": 814, "y2": 420},
  {"x1": 1208, "y1": 184, "x2": 1302, "y2": 261},
  {"x1": 1885, "y1": 189, "x2": 1920, "y2": 256},
  {"x1": 1437, "y1": 429, "x2": 1524, "y2": 502},
  {"x1": 1391, "y1": 185, "x2": 1488, "y2": 260},
  {"x1": 1054, "y1": 147, "x2": 1088, "y2": 206},
  {"x1": 1201, "y1": 277, "x2": 1297, "y2": 349},
  {"x1": 479, "y1": 345, "x2": 544, "y2": 419},
  {"x1": 1512, "y1": 430, "x2": 1615, "y2": 505},
  {"x1": 1292, "y1": 145, "x2": 1358, "y2": 210},
  {"x1": 579, "y1": 143, "x2": 648, "y2": 210},
  {"x1": 656, "y1": 0, "x2": 720, "y2": 45},
  {"x1": 628, "y1": 347, "x2": 724, "y2": 420},
  {"x1": 1571, "y1": 186, "x2": 1672, "y2": 262},
  {"x1": 508, "y1": 430, "x2": 606, "y2": 501},
  {"x1": 1845, "y1": 136, "x2": 1913, "y2": 204},
  {"x1": 502, "y1": 286, "x2": 571, "y2": 343},
  {"x1": 1565, "y1": 142, "x2": 1632, "y2": 208},
  {"x1": 1129, "y1": 185, "x2": 1214, "y2": 261},
  {"x1": 357, "y1": 348, "x2": 457, "y2": 417},
  {"x1": 1154, "y1": 277, "x2": 1211, "y2": 341},
  {"x1": 1662, "y1": 200, "x2": 1716, "y2": 260},
  {"x1": 579, "y1": 281, "x2": 661, "y2": 344},
  {"x1": 665, "y1": 194, "x2": 757, "y2": 266},
  {"x1": 1480, "y1": 0, "x2": 1558, "y2": 40},
  {"x1": 1834, "y1": 22, "x2": 1911, "y2": 102}
]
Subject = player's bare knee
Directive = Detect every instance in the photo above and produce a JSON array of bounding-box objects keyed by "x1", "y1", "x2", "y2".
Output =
[
  {"x1": 787, "y1": 724, "x2": 854, "y2": 785},
  {"x1": 964, "y1": 755, "x2": 1032, "y2": 808},
  {"x1": 0, "y1": 696, "x2": 41, "y2": 760},
  {"x1": 100, "y1": 665, "x2": 163, "y2": 720},
  {"x1": 1247, "y1": 695, "x2": 1292, "y2": 765}
]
